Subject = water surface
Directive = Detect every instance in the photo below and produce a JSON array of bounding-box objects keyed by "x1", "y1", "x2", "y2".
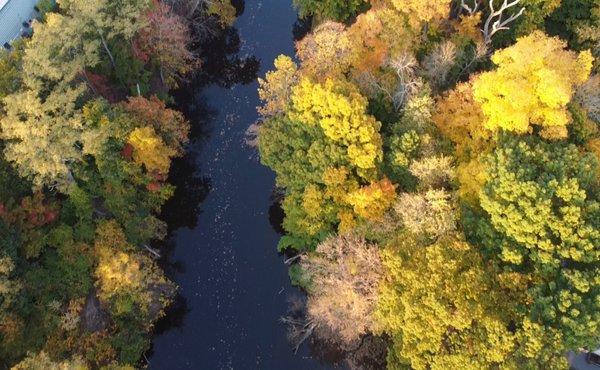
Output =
[{"x1": 149, "y1": 1, "x2": 334, "y2": 368}]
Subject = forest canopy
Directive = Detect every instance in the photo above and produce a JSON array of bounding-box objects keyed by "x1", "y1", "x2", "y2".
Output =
[
  {"x1": 258, "y1": 0, "x2": 600, "y2": 368},
  {"x1": 0, "y1": 0, "x2": 235, "y2": 368}
]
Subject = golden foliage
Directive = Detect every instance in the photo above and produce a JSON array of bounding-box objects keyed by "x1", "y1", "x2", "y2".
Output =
[
  {"x1": 375, "y1": 233, "x2": 516, "y2": 370},
  {"x1": 347, "y1": 178, "x2": 396, "y2": 221},
  {"x1": 472, "y1": 31, "x2": 593, "y2": 135},
  {"x1": 289, "y1": 78, "x2": 383, "y2": 171},
  {"x1": 128, "y1": 126, "x2": 176, "y2": 174},
  {"x1": 433, "y1": 81, "x2": 491, "y2": 159}
]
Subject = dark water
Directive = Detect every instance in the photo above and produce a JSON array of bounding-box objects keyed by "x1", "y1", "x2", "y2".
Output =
[{"x1": 148, "y1": 1, "x2": 334, "y2": 369}]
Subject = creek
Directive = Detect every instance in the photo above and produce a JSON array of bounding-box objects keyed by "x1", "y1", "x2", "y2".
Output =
[{"x1": 148, "y1": 1, "x2": 336, "y2": 368}]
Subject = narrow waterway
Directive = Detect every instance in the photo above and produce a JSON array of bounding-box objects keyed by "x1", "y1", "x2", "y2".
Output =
[{"x1": 148, "y1": 1, "x2": 334, "y2": 368}]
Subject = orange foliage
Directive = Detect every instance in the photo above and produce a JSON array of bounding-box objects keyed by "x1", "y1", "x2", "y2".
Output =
[
  {"x1": 433, "y1": 81, "x2": 491, "y2": 159},
  {"x1": 347, "y1": 178, "x2": 397, "y2": 221}
]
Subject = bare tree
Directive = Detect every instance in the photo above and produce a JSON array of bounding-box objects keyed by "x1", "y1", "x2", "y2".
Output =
[
  {"x1": 459, "y1": 0, "x2": 525, "y2": 46},
  {"x1": 482, "y1": 0, "x2": 525, "y2": 45},
  {"x1": 301, "y1": 234, "x2": 383, "y2": 348},
  {"x1": 387, "y1": 53, "x2": 422, "y2": 111}
]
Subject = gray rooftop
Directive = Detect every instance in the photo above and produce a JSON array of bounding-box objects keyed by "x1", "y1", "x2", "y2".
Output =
[{"x1": 0, "y1": 0, "x2": 39, "y2": 46}]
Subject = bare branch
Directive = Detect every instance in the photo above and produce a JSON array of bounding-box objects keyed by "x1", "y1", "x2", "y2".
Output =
[
  {"x1": 142, "y1": 244, "x2": 162, "y2": 258},
  {"x1": 284, "y1": 255, "x2": 302, "y2": 265},
  {"x1": 482, "y1": 0, "x2": 525, "y2": 45},
  {"x1": 460, "y1": 0, "x2": 480, "y2": 15}
]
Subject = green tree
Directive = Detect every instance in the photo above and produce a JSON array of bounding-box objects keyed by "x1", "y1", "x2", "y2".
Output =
[
  {"x1": 258, "y1": 78, "x2": 388, "y2": 250},
  {"x1": 475, "y1": 134, "x2": 600, "y2": 349},
  {"x1": 293, "y1": 0, "x2": 368, "y2": 21}
]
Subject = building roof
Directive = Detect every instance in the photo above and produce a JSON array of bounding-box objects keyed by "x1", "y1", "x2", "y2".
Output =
[{"x1": 0, "y1": 0, "x2": 38, "y2": 46}]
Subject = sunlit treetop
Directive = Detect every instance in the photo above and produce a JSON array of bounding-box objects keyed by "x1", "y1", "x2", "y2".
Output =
[
  {"x1": 376, "y1": 0, "x2": 452, "y2": 29},
  {"x1": 289, "y1": 78, "x2": 383, "y2": 172},
  {"x1": 472, "y1": 31, "x2": 594, "y2": 138},
  {"x1": 296, "y1": 21, "x2": 352, "y2": 81}
]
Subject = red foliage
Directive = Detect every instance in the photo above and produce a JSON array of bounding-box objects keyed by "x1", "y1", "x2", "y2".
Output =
[
  {"x1": 151, "y1": 172, "x2": 168, "y2": 182},
  {"x1": 121, "y1": 143, "x2": 134, "y2": 160},
  {"x1": 132, "y1": 37, "x2": 151, "y2": 63},
  {"x1": 18, "y1": 192, "x2": 60, "y2": 229},
  {"x1": 44, "y1": 210, "x2": 58, "y2": 224},
  {"x1": 147, "y1": 182, "x2": 162, "y2": 192},
  {"x1": 137, "y1": 0, "x2": 195, "y2": 88},
  {"x1": 86, "y1": 71, "x2": 123, "y2": 103}
]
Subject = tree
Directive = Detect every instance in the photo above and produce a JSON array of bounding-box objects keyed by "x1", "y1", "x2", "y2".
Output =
[
  {"x1": 94, "y1": 221, "x2": 174, "y2": 313},
  {"x1": 375, "y1": 232, "x2": 519, "y2": 370},
  {"x1": 58, "y1": 0, "x2": 151, "y2": 69},
  {"x1": 0, "y1": 40, "x2": 24, "y2": 99},
  {"x1": 22, "y1": 13, "x2": 100, "y2": 90},
  {"x1": 257, "y1": 55, "x2": 298, "y2": 118},
  {"x1": 477, "y1": 134, "x2": 600, "y2": 349},
  {"x1": 128, "y1": 126, "x2": 176, "y2": 175},
  {"x1": 347, "y1": 178, "x2": 396, "y2": 222},
  {"x1": 204, "y1": 0, "x2": 237, "y2": 26},
  {"x1": 12, "y1": 351, "x2": 88, "y2": 370},
  {"x1": 300, "y1": 234, "x2": 383, "y2": 347},
  {"x1": 394, "y1": 190, "x2": 456, "y2": 238},
  {"x1": 385, "y1": 0, "x2": 452, "y2": 29},
  {"x1": 433, "y1": 81, "x2": 491, "y2": 160},
  {"x1": 472, "y1": 31, "x2": 593, "y2": 138},
  {"x1": 293, "y1": 0, "x2": 368, "y2": 21},
  {"x1": 137, "y1": 0, "x2": 196, "y2": 88},
  {"x1": 295, "y1": 22, "x2": 352, "y2": 81},
  {"x1": 547, "y1": 0, "x2": 600, "y2": 56},
  {"x1": 0, "y1": 253, "x2": 21, "y2": 325},
  {"x1": 0, "y1": 86, "x2": 84, "y2": 188},
  {"x1": 122, "y1": 96, "x2": 190, "y2": 153},
  {"x1": 288, "y1": 78, "x2": 383, "y2": 172},
  {"x1": 259, "y1": 78, "x2": 388, "y2": 249}
]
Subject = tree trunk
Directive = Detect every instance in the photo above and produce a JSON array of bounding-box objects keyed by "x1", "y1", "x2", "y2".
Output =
[{"x1": 97, "y1": 29, "x2": 116, "y2": 70}]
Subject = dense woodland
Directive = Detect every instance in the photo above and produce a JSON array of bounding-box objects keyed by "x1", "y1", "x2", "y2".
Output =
[
  {"x1": 0, "y1": 0, "x2": 235, "y2": 368},
  {"x1": 1, "y1": 0, "x2": 600, "y2": 368},
  {"x1": 258, "y1": 0, "x2": 600, "y2": 369}
]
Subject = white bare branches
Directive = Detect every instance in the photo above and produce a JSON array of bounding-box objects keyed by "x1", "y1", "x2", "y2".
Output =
[
  {"x1": 459, "y1": 0, "x2": 525, "y2": 46},
  {"x1": 460, "y1": 0, "x2": 480, "y2": 15},
  {"x1": 483, "y1": 0, "x2": 525, "y2": 45},
  {"x1": 388, "y1": 53, "x2": 421, "y2": 110}
]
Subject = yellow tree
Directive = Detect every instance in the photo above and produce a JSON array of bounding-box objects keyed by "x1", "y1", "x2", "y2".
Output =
[
  {"x1": 0, "y1": 86, "x2": 85, "y2": 188},
  {"x1": 385, "y1": 0, "x2": 452, "y2": 29},
  {"x1": 94, "y1": 221, "x2": 173, "y2": 313},
  {"x1": 128, "y1": 126, "x2": 176, "y2": 175},
  {"x1": 205, "y1": 0, "x2": 237, "y2": 27},
  {"x1": 472, "y1": 31, "x2": 593, "y2": 138},
  {"x1": 433, "y1": 81, "x2": 491, "y2": 160},
  {"x1": 375, "y1": 232, "x2": 518, "y2": 370},
  {"x1": 259, "y1": 78, "x2": 390, "y2": 249},
  {"x1": 347, "y1": 178, "x2": 396, "y2": 222},
  {"x1": 257, "y1": 55, "x2": 298, "y2": 118},
  {"x1": 289, "y1": 78, "x2": 383, "y2": 172}
]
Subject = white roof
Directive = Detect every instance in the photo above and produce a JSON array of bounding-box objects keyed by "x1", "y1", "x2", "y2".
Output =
[{"x1": 0, "y1": 0, "x2": 39, "y2": 46}]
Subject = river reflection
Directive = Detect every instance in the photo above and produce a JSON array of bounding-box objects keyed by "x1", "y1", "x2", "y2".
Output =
[{"x1": 148, "y1": 1, "x2": 343, "y2": 369}]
